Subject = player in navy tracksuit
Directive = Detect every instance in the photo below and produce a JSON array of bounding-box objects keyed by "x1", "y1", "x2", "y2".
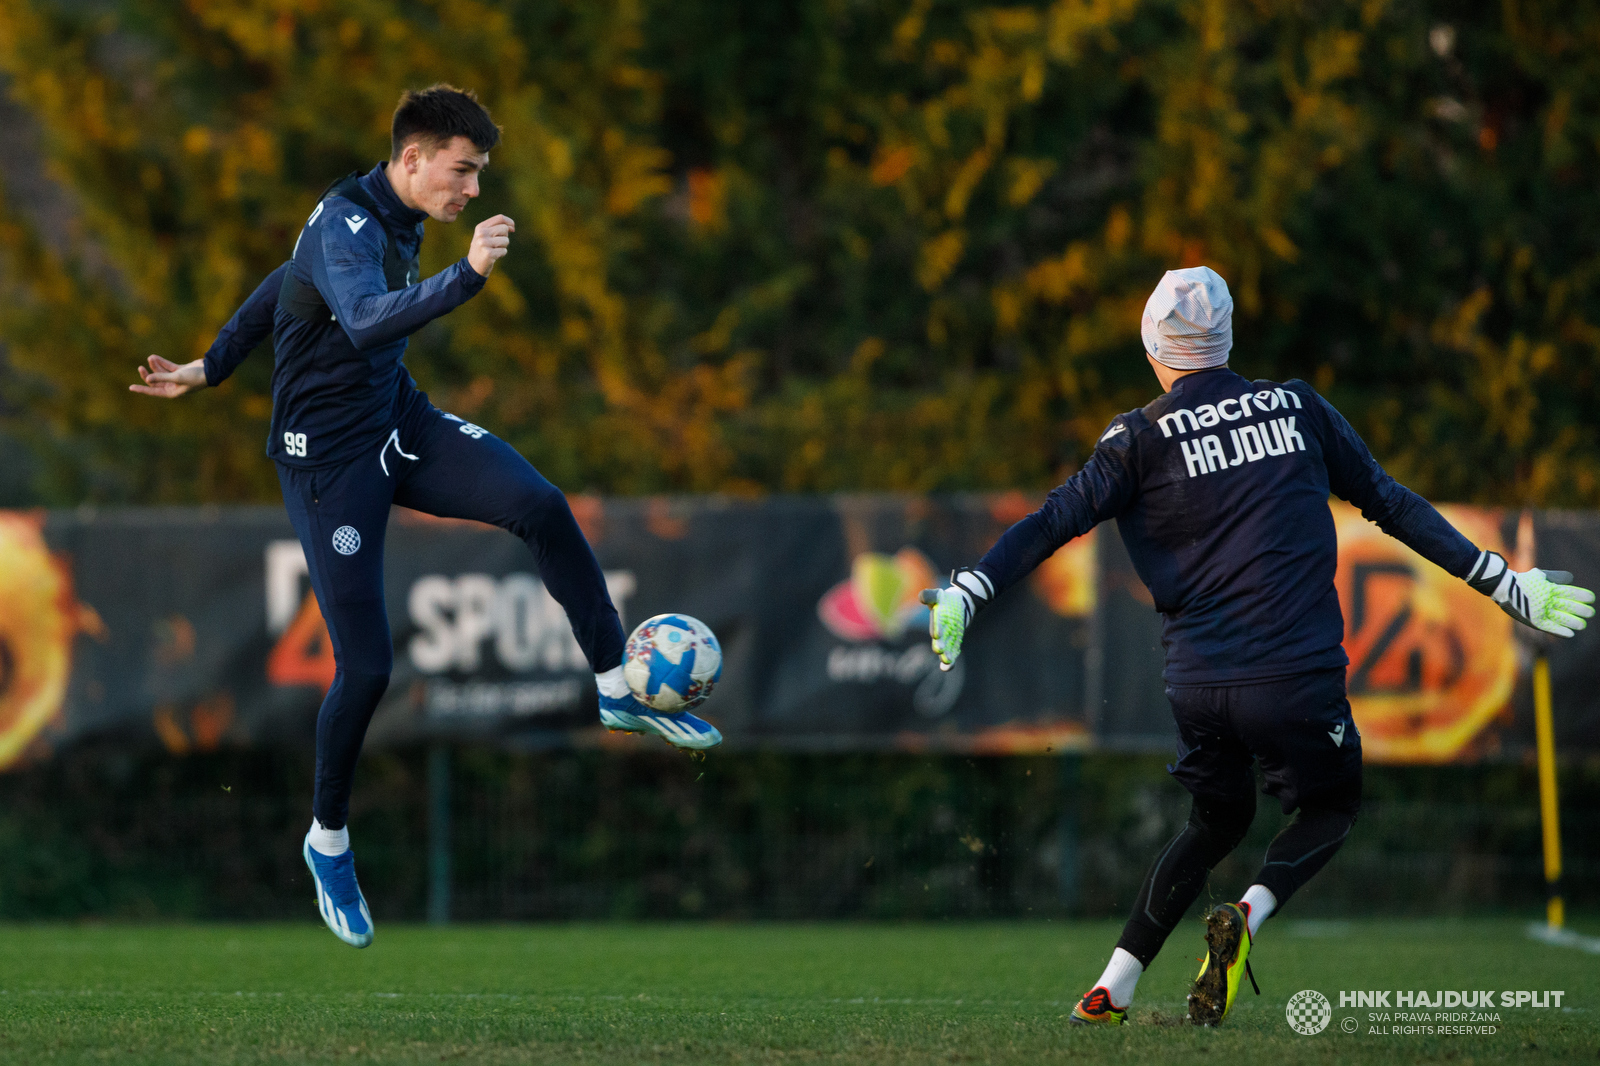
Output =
[
  {"x1": 132, "y1": 86, "x2": 720, "y2": 948},
  {"x1": 921, "y1": 267, "x2": 1593, "y2": 1025}
]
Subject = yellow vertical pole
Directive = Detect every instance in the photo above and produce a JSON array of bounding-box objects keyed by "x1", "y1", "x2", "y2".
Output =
[{"x1": 1533, "y1": 652, "x2": 1564, "y2": 930}]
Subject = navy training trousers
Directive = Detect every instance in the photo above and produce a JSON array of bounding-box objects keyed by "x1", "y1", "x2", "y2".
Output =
[
  {"x1": 277, "y1": 392, "x2": 625, "y2": 829},
  {"x1": 1114, "y1": 669, "x2": 1364, "y2": 966}
]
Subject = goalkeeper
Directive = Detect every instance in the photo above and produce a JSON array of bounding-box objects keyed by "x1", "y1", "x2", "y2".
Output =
[{"x1": 921, "y1": 266, "x2": 1593, "y2": 1027}]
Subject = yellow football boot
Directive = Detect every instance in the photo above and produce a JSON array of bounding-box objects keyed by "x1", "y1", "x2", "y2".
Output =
[
  {"x1": 1069, "y1": 986, "x2": 1127, "y2": 1026},
  {"x1": 1186, "y1": 902, "x2": 1259, "y2": 1025}
]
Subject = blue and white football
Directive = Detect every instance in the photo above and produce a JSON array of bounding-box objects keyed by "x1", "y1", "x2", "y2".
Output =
[{"x1": 623, "y1": 614, "x2": 722, "y2": 712}]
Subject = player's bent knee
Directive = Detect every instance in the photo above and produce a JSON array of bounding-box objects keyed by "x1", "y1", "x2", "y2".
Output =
[
  {"x1": 505, "y1": 479, "x2": 569, "y2": 541},
  {"x1": 1301, "y1": 772, "x2": 1362, "y2": 820},
  {"x1": 1189, "y1": 792, "x2": 1255, "y2": 852},
  {"x1": 332, "y1": 668, "x2": 392, "y2": 709},
  {"x1": 337, "y1": 645, "x2": 394, "y2": 678}
]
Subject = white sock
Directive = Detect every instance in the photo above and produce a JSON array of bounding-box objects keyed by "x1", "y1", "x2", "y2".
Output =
[
  {"x1": 596, "y1": 665, "x2": 629, "y2": 699},
  {"x1": 307, "y1": 817, "x2": 349, "y2": 857},
  {"x1": 1093, "y1": 947, "x2": 1143, "y2": 1009},
  {"x1": 1240, "y1": 884, "x2": 1277, "y2": 937}
]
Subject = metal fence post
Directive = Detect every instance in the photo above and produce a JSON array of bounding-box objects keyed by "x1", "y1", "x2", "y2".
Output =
[
  {"x1": 427, "y1": 743, "x2": 451, "y2": 925},
  {"x1": 1057, "y1": 752, "x2": 1081, "y2": 913}
]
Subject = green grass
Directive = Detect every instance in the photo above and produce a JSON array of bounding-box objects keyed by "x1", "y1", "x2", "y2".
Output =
[{"x1": 0, "y1": 920, "x2": 1593, "y2": 1063}]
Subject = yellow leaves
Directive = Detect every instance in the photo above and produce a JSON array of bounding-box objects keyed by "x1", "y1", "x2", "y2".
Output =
[
  {"x1": 892, "y1": 0, "x2": 933, "y2": 55},
  {"x1": 1433, "y1": 286, "x2": 1559, "y2": 453},
  {"x1": 943, "y1": 147, "x2": 993, "y2": 220},
  {"x1": 1196, "y1": 0, "x2": 1229, "y2": 54},
  {"x1": 1005, "y1": 157, "x2": 1055, "y2": 206},
  {"x1": 851, "y1": 337, "x2": 886, "y2": 373},
  {"x1": 544, "y1": 136, "x2": 574, "y2": 180},
  {"x1": 1261, "y1": 226, "x2": 1298, "y2": 262},
  {"x1": 1044, "y1": 0, "x2": 1142, "y2": 64},
  {"x1": 1305, "y1": 31, "x2": 1363, "y2": 89},
  {"x1": 992, "y1": 286, "x2": 1022, "y2": 334},
  {"x1": 691, "y1": 305, "x2": 739, "y2": 355},
  {"x1": 1, "y1": 0, "x2": 1591, "y2": 505},
  {"x1": 1020, "y1": 52, "x2": 1046, "y2": 101},
  {"x1": 1105, "y1": 205, "x2": 1131, "y2": 252},
  {"x1": 987, "y1": 8, "x2": 1041, "y2": 36},
  {"x1": 184, "y1": 0, "x2": 302, "y2": 62},
  {"x1": 80, "y1": 76, "x2": 111, "y2": 144},
  {"x1": 929, "y1": 40, "x2": 965, "y2": 68},
  {"x1": 918, "y1": 230, "x2": 965, "y2": 291},
  {"x1": 610, "y1": 65, "x2": 661, "y2": 92},
  {"x1": 484, "y1": 271, "x2": 526, "y2": 318},
  {"x1": 1436, "y1": 286, "x2": 1493, "y2": 354},
  {"x1": 1025, "y1": 243, "x2": 1090, "y2": 305},
  {"x1": 601, "y1": 127, "x2": 670, "y2": 217}
]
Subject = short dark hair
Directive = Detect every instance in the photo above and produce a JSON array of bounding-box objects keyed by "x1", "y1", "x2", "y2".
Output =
[{"x1": 390, "y1": 84, "x2": 500, "y2": 159}]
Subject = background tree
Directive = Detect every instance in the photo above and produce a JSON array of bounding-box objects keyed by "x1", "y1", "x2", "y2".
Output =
[{"x1": 0, "y1": 0, "x2": 1596, "y2": 505}]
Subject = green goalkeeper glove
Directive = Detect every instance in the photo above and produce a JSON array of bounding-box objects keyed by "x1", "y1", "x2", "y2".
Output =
[
  {"x1": 918, "y1": 567, "x2": 994, "y2": 671},
  {"x1": 1466, "y1": 550, "x2": 1596, "y2": 638}
]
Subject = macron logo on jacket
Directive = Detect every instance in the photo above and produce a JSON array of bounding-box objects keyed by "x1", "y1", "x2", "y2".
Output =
[
  {"x1": 1155, "y1": 387, "x2": 1307, "y2": 479},
  {"x1": 345, "y1": 215, "x2": 368, "y2": 235}
]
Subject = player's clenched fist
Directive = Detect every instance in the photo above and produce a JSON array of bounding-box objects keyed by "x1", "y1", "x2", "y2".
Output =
[{"x1": 468, "y1": 214, "x2": 515, "y2": 277}]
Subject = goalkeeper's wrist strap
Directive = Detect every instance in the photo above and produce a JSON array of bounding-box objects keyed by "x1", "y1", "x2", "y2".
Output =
[
  {"x1": 1466, "y1": 550, "x2": 1512, "y2": 599},
  {"x1": 950, "y1": 567, "x2": 994, "y2": 612},
  {"x1": 1467, "y1": 549, "x2": 1534, "y2": 621}
]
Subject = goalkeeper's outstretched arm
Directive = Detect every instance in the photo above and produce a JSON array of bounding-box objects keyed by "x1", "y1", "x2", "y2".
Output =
[
  {"x1": 129, "y1": 262, "x2": 286, "y2": 399},
  {"x1": 920, "y1": 421, "x2": 1138, "y2": 670},
  {"x1": 1312, "y1": 390, "x2": 1594, "y2": 637}
]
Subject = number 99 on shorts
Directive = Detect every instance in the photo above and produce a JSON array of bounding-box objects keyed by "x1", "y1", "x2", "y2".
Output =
[{"x1": 283, "y1": 432, "x2": 308, "y2": 458}]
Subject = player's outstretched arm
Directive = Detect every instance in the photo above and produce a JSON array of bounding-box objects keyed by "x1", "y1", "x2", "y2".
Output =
[
  {"x1": 1312, "y1": 387, "x2": 1596, "y2": 637},
  {"x1": 130, "y1": 355, "x2": 207, "y2": 398},
  {"x1": 918, "y1": 417, "x2": 1138, "y2": 670},
  {"x1": 1466, "y1": 551, "x2": 1596, "y2": 638},
  {"x1": 130, "y1": 262, "x2": 286, "y2": 398}
]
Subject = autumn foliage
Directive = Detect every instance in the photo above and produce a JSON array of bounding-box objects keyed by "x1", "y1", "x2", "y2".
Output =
[{"x1": 0, "y1": 0, "x2": 1596, "y2": 504}]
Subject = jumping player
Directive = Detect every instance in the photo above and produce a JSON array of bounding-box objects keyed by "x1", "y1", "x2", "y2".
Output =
[
  {"x1": 920, "y1": 266, "x2": 1593, "y2": 1025},
  {"x1": 130, "y1": 85, "x2": 721, "y2": 948}
]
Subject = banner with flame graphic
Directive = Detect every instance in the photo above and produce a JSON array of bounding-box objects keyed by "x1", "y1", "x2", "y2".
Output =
[{"x1": 0, "y1": 498, "x2": 1593, "y2": 766}]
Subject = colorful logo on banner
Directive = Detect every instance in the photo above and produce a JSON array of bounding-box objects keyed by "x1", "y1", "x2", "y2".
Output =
[
  {"x1": 817, "y1": 547, "x2": 964, "y2": 719},
  {"x1": 0, "y1": 512, "x2": 102, "y2": 770},
  {"x1": 817, "y1": 548, "x2": 936, "y2": 642},
  {"x1": 1335, "y1": 502, "x2": 1516, "y2": 762}
]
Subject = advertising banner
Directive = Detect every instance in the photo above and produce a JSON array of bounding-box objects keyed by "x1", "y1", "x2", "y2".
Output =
[{"x1": 0, "y1": 497, "x2": 1592, "y2": 766}]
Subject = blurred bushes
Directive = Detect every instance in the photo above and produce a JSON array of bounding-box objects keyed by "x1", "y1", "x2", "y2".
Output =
[
  {"x1": 1, "y1": 0, "x2": 1599, "y2": 503},
  {"x1": 0, "y1": 745, "x2": 1593, "y2": 921}
]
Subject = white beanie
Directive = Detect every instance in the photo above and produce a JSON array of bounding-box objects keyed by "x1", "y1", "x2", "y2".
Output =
[{"x1": 1141, "y1": 266, "x2": 1233, "y2": 370}]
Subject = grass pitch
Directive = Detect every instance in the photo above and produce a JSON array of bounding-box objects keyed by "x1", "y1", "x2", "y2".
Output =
[{"x1": 0, "y1": 919, "x2": 1592, "y2": 1064}]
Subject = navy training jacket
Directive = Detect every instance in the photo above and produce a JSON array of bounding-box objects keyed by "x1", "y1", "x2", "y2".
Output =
[
  {"x1": 975, "y1": 367, "x2": 1481, "y2": 685},
  {"x1": 202, "y1": 163, "x2": 486, "y2": 467}
]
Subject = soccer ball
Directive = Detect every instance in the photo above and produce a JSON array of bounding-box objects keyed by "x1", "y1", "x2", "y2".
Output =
[{"x1": 623, "y1": 614, "x2": 722, "y2": 712}]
